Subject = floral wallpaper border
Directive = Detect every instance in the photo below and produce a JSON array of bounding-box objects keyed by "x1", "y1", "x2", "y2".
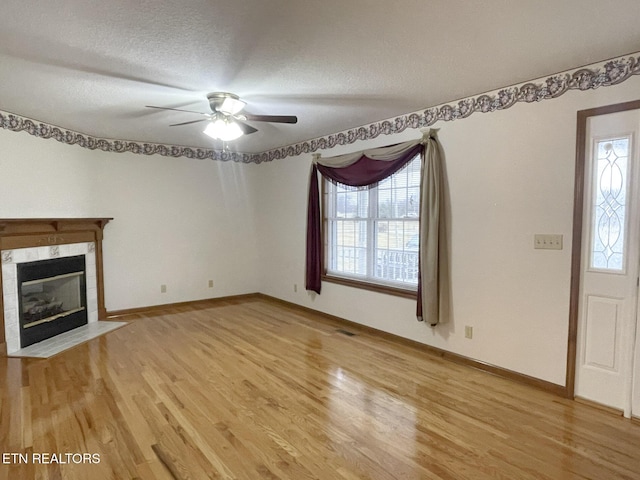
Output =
[{"x1": 1, "y1": 53, "x2": 639, "y2": 164}]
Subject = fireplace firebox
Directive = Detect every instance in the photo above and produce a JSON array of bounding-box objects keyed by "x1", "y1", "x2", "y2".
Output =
[{"x1": 17, "y1": 255, "x2": 87, "y2": 348}]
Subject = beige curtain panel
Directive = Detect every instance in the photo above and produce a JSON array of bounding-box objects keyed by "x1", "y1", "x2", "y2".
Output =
[{"x1": 417, "y1": 129, "x2": 449, "y2": 325}]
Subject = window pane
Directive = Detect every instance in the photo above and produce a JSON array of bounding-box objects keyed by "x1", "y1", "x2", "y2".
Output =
[
  {"x1": 335, "y1": 185, "x2": 368, "y2": 218},
  {"x1": 377, "y1": 187, "x2": 392, "y2": 218},
  {"x1": 374, "y1": 220, "x2": 419, "y2": 285},
  {"x1": 590, "y1": 137, "x2": 629, "y2": 271},
  {"x1": 407, "y1": 186, "x2": 420, "y2": 217},
  {"x1": 331, "y1": 220, "x2": 368, "y2": 276}
]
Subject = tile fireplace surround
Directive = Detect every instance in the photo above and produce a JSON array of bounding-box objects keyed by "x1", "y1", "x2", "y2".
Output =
[{"x1": 0, "y1": 218, "x2": 111, "y2": 355}]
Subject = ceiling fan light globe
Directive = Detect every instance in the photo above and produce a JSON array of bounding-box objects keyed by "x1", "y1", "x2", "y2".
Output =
[{"x1": 203, "y1": 118, "x2": 244, "y2": 141}]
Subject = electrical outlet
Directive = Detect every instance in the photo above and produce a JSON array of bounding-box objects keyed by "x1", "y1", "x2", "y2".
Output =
[
  {"x1": 294, "y1": 283, "x2": 298, "y2": 292},
  {"x1": 208, "y1": 280, "x2": 214, "y2": 288},
  {"x1": 534, "y1": 234, "x2": 563, "y2": 250},
  {"x1": 464, "y1": 326, "x2": 473, "y2": 339},
  {"x1": 161, "y1": 284, "x2": 167, "y2": 293}
]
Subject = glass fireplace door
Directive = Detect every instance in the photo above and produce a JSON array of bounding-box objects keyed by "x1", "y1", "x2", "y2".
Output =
[{"x1": 17, "y1": 255, "x2": 88, "y2": 348}]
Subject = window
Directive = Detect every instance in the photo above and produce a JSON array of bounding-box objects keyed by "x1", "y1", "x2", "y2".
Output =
[
  {"x1": 589, "y1": 136, "x2": 631, "y2": 272},
  {"x1": 323, "y1": 154, "x2": 421, "y2": 292}
]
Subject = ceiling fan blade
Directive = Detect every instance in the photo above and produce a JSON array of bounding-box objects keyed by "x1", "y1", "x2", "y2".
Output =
[
  {"x1": 235, "y1": 120, "x2": 259, "y2": 135},
  {"x1": 243, "y1": 114, "x2": 298, "y2": 124},
  {"x1": 146, "y1": 105, "x2": 208, "y2": 115},
  {"x1": 169, "y1": 119, "x2": 209, "y2": 127}
]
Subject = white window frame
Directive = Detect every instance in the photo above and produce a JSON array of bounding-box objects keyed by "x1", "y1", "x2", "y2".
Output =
[{"x1": 322, "y1": 155, "x2": 421, "y2": 296}]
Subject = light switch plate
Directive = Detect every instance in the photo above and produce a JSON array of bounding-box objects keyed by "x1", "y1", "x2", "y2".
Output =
[{"x1": 534, "y1": 234, "x2": 563, "y2": 250}]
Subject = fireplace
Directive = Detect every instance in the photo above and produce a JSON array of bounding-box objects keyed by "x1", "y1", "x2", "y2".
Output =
[
  {"x1": 2, "y1": 243, "x2": 97, "y2": 353},
  {"x1": 0, "y1": 218, "x2": 111, "y2": 355},
  {"x1": 18, "y1": 255, "x2": 88, "y2": 348}
]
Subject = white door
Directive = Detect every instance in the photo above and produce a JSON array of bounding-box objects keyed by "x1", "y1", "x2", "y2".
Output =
[{"x1": 575, "y1": 109, "x2": 640, "y2": 417}]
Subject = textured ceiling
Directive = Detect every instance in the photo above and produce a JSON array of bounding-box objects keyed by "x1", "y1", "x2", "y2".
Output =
[{"x1": 1, "y1": 0, "x2": 640, "y2": 154}]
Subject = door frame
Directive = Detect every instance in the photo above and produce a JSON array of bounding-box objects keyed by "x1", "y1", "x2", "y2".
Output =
[{"x1": 567, "y1": 99, "x2": 640, "y2": 398}]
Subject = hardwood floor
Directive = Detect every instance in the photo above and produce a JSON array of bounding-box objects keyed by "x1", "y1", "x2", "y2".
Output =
[{"x1": 1, "y1": 296, "x2": 639, "y2": 479}]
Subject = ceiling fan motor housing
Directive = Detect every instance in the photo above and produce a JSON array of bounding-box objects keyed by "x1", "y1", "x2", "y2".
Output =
[{"x1": 207, "y1": 92, "x2": 246, "y2": 116}]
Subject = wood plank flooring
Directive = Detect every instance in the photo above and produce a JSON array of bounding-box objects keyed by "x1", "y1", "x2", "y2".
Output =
[{"x1": 1, "y1": 296, "x2": 639, "y2": 479}]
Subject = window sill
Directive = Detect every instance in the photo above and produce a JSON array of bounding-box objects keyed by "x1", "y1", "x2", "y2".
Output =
[{"x1": 322, "y1": 274, "x2": 417, "y2": 299}]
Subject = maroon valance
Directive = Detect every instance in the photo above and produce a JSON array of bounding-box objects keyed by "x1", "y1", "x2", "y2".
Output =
[{"x1": 316, "y1": 144, "x2": 422, "y2": 187}]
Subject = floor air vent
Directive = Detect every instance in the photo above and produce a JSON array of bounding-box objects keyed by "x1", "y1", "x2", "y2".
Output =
[{"x1": 336, "y1": 329, "x2": 356, "y2": 337}]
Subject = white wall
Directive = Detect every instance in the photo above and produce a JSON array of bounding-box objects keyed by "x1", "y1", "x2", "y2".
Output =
[
  {"x1": 0, "y1": 130, "x2": 261, "y2": 310},
  {"x1": 253, "y1": 76, "x2": 640, "y2": 386}
]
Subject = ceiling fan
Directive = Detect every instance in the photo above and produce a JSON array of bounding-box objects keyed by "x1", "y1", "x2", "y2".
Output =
[{"x1": 146, "y1": 92, "x2": 297, "y2": 141}]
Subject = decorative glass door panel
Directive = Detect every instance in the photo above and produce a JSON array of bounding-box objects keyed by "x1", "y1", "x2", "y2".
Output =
[{"x1": 590, "y1": 136, "x2": 631, "y2": 272}]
